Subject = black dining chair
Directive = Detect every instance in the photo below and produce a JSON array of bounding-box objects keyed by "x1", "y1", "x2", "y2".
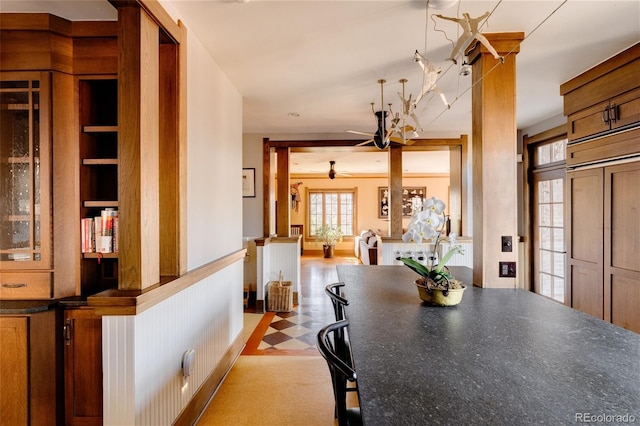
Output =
[
  {"x1": 325, "y1": 282, "x2": 349, "y2": 321},
  {"x1": 324, "y1": 283, "x2": 356, "y2": 368},
  {"x1": 317, "y1": 320, "x2": 362, "y2": 426}
]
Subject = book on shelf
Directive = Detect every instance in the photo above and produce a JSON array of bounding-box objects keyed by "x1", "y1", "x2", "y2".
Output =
[
  {"x1": 81, "y1": 218, "x2": 94, "y2": 253},
  {"x1": 81, "y1": 208, "x2": 119, "y2": 254}
]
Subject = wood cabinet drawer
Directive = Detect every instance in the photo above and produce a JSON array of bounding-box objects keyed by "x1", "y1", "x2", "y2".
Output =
[
  {"x1": 567, "y1": 128, "x2": 640, "y2": 167},
  {"x1": 567, "y1": 100, "x2": 611, "y2": 141},
  {"x1": 568, "y1": 88, "x2": 640, "y2": 141},
  {"x1": 0, "y1": 272, "x2": 52, "y2": 299}
]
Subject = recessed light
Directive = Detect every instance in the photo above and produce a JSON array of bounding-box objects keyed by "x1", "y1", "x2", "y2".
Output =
[{"x1": 288, "y1": 112, "x2": 300, "y2": 118}]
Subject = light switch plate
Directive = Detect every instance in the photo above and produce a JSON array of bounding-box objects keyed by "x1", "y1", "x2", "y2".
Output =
[{"x1": 499, "y1": 262, "x2": 516, "y2": 277}]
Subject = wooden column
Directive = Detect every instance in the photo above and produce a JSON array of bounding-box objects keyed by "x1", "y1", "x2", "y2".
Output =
[
  {"x1": 467, "y1": 32, "x2": 524, "y2": 288},
  {"x1": 117, "y1": 5, "x2": 160, "y2": 290},
  {"x1": 275, "y1": 147, "x2": 290, "y2": 237},
  {"x1": 388, "y1": 144, "x2": 403, "y2": 237},
  {"x1": 449, "y1": 143, "x2": 462, "y2": 236}
]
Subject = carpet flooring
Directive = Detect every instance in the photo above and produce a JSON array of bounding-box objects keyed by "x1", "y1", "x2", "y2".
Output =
[{"x1": 195, "y1": 355, "x2": 335, "y2": 426}]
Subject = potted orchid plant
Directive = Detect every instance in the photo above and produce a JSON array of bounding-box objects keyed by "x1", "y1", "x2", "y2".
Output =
[{"x1": 399, "y1": 196, "x2": 466, "y2": 305}]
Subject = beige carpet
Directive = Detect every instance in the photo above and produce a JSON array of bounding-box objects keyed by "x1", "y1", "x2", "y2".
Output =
[{"x1": 196, "y1": 355, "x2": 336, "y2": 425}]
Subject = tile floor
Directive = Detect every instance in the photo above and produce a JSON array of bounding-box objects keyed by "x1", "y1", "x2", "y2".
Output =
[{"x1": 242, "y1": 252, "x2": 360, "y2": 355}]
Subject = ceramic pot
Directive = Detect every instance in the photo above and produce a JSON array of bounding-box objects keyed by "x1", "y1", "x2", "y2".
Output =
[
  {"x1": 415, "y1": 279, "x2": 466, "y2": 306},
  {"x1": 323, "y1": 244, "x2": 335, "y2": 258}
]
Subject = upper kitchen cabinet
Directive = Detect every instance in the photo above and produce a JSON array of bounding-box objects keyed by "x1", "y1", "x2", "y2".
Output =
[
  {"x1": 0, "y1": 13, "x2": 118, "y2": 299},
  {"x1": 562, "y1": 43, "x2": 640, "y2": 142},
  {"x1": 0, "y1": 72, "x2": 52, "y2": 298}
]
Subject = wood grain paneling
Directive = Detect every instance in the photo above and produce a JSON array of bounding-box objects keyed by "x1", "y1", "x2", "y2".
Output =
[
  {"x1": 64, "y1": 308, "x2": 102, "y2": 425},
  {"x1": 0, "y1": 317, "x2": 28, "y2": 426},
  {"x1": 567, "y1": 168, "x2": 604, "y2": 318},
  {"x1": 73, "y1": 37, "x2": 118, "y2": 75},
  {"x1": 468, "y1": 32, "x2": 524, "y2": 288},
  {"x1": 276, "y1": 147, "x2": 290, "y2": 237},
  {"x1": 117, "y1": 5, "x2": 160, "y2": 290},
  {"x1": 604, "y1": 161, "x2": 640, "y2": 331},
  {"x1": 561, "y1": 46, "x2": 640, "y2": 116}
]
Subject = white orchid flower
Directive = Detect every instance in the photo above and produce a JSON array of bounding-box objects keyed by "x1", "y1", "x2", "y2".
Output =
[
  {"x1": 422, "y1": 210, "x2": 442, "y2": 229},
  {"x1": 423, "y1": 196, "x2": 445, "y2": 214},
  {"x1": 402, "y1": 228, "x2": 422, "y2": 244}
]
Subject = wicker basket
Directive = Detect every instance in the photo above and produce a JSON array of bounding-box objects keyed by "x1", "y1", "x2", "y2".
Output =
[{"x1": 267, "y1": 272, "x2": 293, "y2": 312}]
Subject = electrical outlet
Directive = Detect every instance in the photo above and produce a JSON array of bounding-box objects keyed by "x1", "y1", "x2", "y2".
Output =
[
  {"x1": 499, "y1": 262, "x2": 516, "y2": 277},
  {"x1": 501, "y1": 236, "x2": 513, "y2": 252}
]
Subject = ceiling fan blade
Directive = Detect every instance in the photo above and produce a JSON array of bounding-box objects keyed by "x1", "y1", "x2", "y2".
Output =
[
  {"x1": 389, "y1": 135, "x2": 415, "y2": 145},
  {"x1": 346, "y1": 130, "x2": 374, "y2": 137}
]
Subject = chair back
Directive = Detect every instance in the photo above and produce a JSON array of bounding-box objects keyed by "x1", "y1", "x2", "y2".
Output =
[
  {"x1": 317, "y1": 320, "x2": 361, "y2": 426},
  {"x1": 325, "y1": 282, "x2": 348, "y2": 321}
]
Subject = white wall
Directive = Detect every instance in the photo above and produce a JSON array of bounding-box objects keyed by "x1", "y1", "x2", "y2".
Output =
[
  {"x1": 102, "y1": 7, "x2": 245, "y2": 424},
  {"x1": 187, "y1": 33, "x2": 244, "y2": 268}
]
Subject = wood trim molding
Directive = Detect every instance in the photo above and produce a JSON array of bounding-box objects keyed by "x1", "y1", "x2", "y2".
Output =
[
  {"x1": 560, "y1": 42, "x2": 640, "y2": 95},
  {"x1": 109, "y1": 0, "x2": 181, "y2": 43},
  {"x1": 263, "y1": 136, "x2": 468, "y2": 237},
  {"x1": 523, "y1": 124, "x2": 567, "y2": 145},
  {"x1": 87, "y1": 249, "x2": 246, "y2": 315}
]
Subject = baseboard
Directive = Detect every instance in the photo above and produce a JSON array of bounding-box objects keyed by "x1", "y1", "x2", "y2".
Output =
[{"x1": 173, "y1": 332, "x2": 245, "y2": 426}]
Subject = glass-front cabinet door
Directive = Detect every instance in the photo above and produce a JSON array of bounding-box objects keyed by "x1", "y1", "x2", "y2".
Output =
[{"x1": 0, "y1": 72, "x2": 51, "y2": 271}]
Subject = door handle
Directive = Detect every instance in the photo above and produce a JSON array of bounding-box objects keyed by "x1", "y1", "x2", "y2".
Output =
[
  {"x1": 602, "y1": 107, "x2": 610, "y2": 124},
  {"x1": 2, "y1": 283, "x2": 26, "y2": 288},
  {"x1": 609, "y1": 104, "x2": 618, "y2": 123},
  {"x1": 64, "y1": 319, "x2": 72, "y2": 346}
]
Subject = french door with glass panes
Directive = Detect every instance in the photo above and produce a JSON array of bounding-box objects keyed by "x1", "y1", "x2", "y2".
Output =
[{"x1": 530, "y1": 135, "x2": 567, "y2": 303}]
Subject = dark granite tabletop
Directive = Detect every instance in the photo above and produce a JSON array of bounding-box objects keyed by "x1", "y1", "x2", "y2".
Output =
[
  {"x1": 336, "y1": 265, "x2": 640, "y2": 426},
  {"x1": 0, "y1": 297, "x2": 89, "y2": 314},
  {"x1": 0, "y1": 299, "x2": 58, "y2": 314}
]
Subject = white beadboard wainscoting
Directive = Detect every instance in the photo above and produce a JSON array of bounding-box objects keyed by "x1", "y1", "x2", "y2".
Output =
[
  {"x1": 102, "y1": 261, "x2": 244, "y2": 425},
  {"x1": 255, "y1": 237, "x2": 301, "y2": 310}
]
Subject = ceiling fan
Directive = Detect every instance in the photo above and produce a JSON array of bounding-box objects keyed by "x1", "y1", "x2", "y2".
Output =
[
  {"x1": 347, "y1": 79, "x2": 417, "y2": 149},
  {"x1": 327, "y1": 160, "x2": 351, "y2": 179}
]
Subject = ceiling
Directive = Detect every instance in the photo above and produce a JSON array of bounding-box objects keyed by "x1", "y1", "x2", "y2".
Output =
[{"x1": 2, "y1": 0, "x2": 638, "y2": 175}]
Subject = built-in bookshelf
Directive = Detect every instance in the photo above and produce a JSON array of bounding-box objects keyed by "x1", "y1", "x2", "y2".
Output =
[{"x1": 79, "y1": 77, "x2": 118, "y2": 295}]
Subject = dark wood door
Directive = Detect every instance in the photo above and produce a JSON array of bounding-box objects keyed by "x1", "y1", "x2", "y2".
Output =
[
  {"x1": 604, "y1": 161, "x2": 640, "y2": 333},
  {"x1": 64, "y1": 308, "x2": 102, "y2": 426},
  {"x1": 567, "y1": 168, "x2": 604, "y2": 318}
]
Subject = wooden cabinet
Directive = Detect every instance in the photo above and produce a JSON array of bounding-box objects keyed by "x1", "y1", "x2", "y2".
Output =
[
  {"x1": 562, "y1": 43, "x2": 640, "y2": 142},
  {"x1": 567, "y1": 87, "x2": 640, "y2": 141},
  {"x1": 79, "y1": 77, "x2": 119, "y2": 295},
  {"x1": 0, "y1": 72, "x2": 52, "y2": 299},
  {"x1": 567, "y1": 167, "x2": 604, "y2": 319},
  {"x1": 563, "y1": 42, "x2": 640, "y2": 333},
  {"x1": 603, "y1": 162, "x2": 640, "y2": 333},
  {"x1": 0, "y1": 308, "x2": 59, "y2": 425},
  {"x1": 63, "y1": 308, "x2": 102, "y2": 425}
]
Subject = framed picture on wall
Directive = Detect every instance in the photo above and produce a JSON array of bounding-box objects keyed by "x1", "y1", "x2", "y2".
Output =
[
  {"x1": 242, "y1": 168, "x2": 256, "y2": 198},
  {"x1": 378, "y1": 187, "x2": 426, "y2": 218}
]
